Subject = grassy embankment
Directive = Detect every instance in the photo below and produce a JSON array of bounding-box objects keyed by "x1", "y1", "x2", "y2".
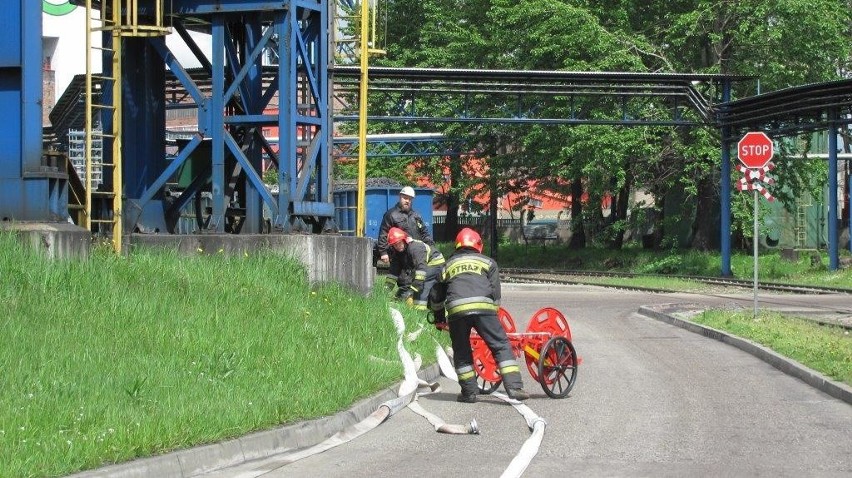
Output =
[
  {"x1": 0, "y1": 233, "x2": 441, "y2": 477},
  {"x1": 2, "y1": 234, "x2": 850, "y2": 477}
]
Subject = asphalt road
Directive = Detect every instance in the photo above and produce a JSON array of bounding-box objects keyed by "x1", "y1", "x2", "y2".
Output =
[{"x1": 204, "y1": 285, "x2": 852, "y2": 477}]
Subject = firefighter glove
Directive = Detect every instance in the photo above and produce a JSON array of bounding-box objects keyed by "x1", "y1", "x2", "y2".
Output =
[{"x1": 429, "y1": 309, "x2": 447, "y2": 330}]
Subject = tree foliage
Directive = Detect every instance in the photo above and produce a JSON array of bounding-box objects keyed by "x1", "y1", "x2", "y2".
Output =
[{"x1": 353, "y1": 0, "x2": 852, "y2": 250}]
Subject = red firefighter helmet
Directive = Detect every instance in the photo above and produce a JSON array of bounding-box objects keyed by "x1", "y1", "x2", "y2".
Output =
[
  {"x1": 455, "y1": 227, "x2": 483, "y2": 253},
  {"x1": 387, "y1": 227, "x2": 409, "y2": 246}
]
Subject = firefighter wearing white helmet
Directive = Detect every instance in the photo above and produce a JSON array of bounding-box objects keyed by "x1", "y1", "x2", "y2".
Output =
[
  {"x1": 377, "y1": 186, "x2": 433, "y2": 263},
  {"x1": 428, "y1": 228, "x2": 530, "y2": 403}
]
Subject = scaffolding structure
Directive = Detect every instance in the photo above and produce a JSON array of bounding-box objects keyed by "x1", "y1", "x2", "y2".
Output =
[{"x1": 67, "y1": 130, "x2": 103, "y2": 189}]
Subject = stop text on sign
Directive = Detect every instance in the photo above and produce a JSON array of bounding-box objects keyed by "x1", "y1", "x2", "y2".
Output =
[
  {"x1": 737, "y1": 131, "x2": 774, "y2": 169},
  {"x1": 740, "y1": 144, "x2": 772, "y2": 156}
]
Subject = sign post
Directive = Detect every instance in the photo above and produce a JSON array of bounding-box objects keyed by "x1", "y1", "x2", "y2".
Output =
[{"x1": 736, "y1": 132, "x2": 774, "y2": 318}]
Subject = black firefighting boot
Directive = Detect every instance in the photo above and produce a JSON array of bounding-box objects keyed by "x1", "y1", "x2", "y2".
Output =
[
  {"x1": 457, "y1": 375, "x2": 479, "y2": 403},
  {"x1": 501, "y1": 371, "x2": 530, "y2": 401}
]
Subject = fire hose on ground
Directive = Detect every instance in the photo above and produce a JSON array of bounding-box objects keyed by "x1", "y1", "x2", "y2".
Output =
[{"x1": 221, "y1": 307, "x2": 553, "y2": 477}]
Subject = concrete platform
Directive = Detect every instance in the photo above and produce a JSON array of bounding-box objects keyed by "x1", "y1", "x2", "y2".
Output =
[
  {"x1": 1, "y1": 223, "x2": 376, "y2": 294},
  {"x1": 129, "y1": 233, "x2": 376, "y2": 295},
  {"x1": 1, "y1": 221, "x2": 91, "y2": 259}
]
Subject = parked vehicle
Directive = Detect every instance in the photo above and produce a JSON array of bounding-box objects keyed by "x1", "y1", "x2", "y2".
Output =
[{"x1": 523, "y1": 219, "x2": 558, "y2": 241}]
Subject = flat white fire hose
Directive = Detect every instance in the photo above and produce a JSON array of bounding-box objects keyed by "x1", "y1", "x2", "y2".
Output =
[
  {"x1": 222, "y1": 308, "x2": 542, "y2": 476},
  {"x1": 492, "y1": 392, "x2": 547, "y2": 478},
  {"x1": 432, "y1": 330, "x2": 547, "y2": 478},
  {"x1": 392, "y1": 309, "x2": 480, "y2": 434}
]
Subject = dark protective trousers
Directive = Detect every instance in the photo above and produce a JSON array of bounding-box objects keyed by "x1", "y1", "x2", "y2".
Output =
[
  {"x1": 449, "y1": 311, "x2": 524, "y2": 396},
  {"x1": 411, "y1": 264, "x2": 442, "y2": 310}
]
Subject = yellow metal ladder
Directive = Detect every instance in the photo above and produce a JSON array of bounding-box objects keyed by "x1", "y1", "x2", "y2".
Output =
[{"x1": 84, "y1": 0, "x2": 170, "y2": 252}]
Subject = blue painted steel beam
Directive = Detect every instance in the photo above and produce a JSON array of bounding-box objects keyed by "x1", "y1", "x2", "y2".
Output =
[
  {"x1": 210, "y1": 16, "x2": 227, "y2": 232},
  {"x1": 133, "y1": 134, "x2": 203, "y2": 212},
  {"x1": 334, "y1": 115, "x2": 706, "y2": 126},
  {"x1": 224, "y1": 115, "x2": 279, "y2": 124},
  {"x1": 276, "y1": 9, "x2": 292, "y2": 230},
  {"x1": 244, "y1": 16, "x2": 264, "y2": 233},
  {"x1": 828, "y1": 108, "x2": 839, "y2": 271},
  {"x1": 224, "y1": 131, "x2": 277, "y2": 209},
  {"x1": 720, "y1": 80, "x2": 733, "y2": 277},
  {"x1": 173, "y1": 21, "x2": 213, "y2": 73},
  {"x1": 169, "y1": 1, "x2": 298, "y2": 14},
  {"x1": 332, "y1": 135, "x2": 468, "y2": 158}
]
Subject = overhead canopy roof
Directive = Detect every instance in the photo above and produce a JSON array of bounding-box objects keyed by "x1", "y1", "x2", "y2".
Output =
[
  {"x1": 330, "y1": 66, "x2": 752, "y2": 126},
  {"x1": 715, "y1": 78, "x2": 852, "y2": 140},
  {"x1": 50, "y1": 65, "x2": 852, "y2": 142}
]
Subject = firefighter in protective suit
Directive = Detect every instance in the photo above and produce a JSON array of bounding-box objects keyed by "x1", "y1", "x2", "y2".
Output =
[
  {"x1": 428, "y1": 228, "x2": 530, "y2": 403},
  {"x1": 385, "y1": 227, "x2": 445, "y2": 310}
]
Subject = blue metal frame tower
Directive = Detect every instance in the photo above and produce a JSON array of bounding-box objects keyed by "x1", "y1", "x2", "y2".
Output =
[{"x1": 116, "y1": 0, "x2": 332, "y2": 236}]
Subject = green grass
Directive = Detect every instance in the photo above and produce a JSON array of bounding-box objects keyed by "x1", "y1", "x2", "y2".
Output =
[
  {"x1": 0, "y1": 233, "x2": 443, "y2": 478},
  {"x1": 3, "y1": 235, "x2": 851, "y2": 477},
  {"x1": 690, "y1": 310, "x2": 852, "y2": 386}
]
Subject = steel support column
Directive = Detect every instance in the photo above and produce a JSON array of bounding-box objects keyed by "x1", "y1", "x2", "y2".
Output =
[
  {"x1": 244, "y1": 16, "x2": 264, "y2": 233},
  {"x1": 210, "y1": 16, "x2": 226, "y2": 232},
  {"x1": 720, "y1": 80, "x2": 733, "y2": 277},
  {"x1": 828, "y1": 108, "x2": 839, "y2": 270}
]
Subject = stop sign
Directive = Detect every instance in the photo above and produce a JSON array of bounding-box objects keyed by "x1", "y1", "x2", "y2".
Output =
[{"x1": 737, "y1": 132, "x2": 774, "y2": 169}]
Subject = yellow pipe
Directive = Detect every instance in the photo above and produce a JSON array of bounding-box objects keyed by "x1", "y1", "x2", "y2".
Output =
[
  {"x1": 84, "y1": 0, "x2": 93, "y2": 232},
  {"x1": 356, "y1": 0, "x2": 370, "y2": 237},
  {"x1": 111, "y1": 2, "x2": 123, "y2": 253}
]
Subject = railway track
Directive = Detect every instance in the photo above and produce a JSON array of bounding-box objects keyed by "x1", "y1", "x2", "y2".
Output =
[
  {"x1": 500, "y1": 267, "x2": 852, "y2": 330},
  {"x1": 500, "y1": 267, "x2": 852, "y2": 295}
]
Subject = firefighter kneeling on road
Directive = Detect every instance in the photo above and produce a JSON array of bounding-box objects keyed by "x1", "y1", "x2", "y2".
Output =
[
  {"x1": 428, "y1": 228, "x2": 530, "y2": 403},
  {"x1": 385, "y1": 227, "x2": 445, "y2": 310}
]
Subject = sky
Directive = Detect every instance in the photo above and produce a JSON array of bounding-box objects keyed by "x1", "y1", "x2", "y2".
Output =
[{"x1": 42, "y1": 2, "x2": 211, "y2": 99}]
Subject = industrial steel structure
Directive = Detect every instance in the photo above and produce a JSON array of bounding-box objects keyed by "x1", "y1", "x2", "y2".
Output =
[
  {"x1": 1, "y1": 2, "x2": 67, "y2": 223},
  {"x1": 69, "y1": 0, "x2": 333, "y2": 252},
  {"x1": 3, "y1": 1, "x2": 851, "y2": 271}
]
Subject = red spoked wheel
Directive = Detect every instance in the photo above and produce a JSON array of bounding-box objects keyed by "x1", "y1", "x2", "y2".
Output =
[
  {"x1": 470, "y1": 307, "x2": 517, "y2": 394},
  {"x1": 526, "y1": 307, "x2": 572, "y2": 340},
  {"x1": 471, "y1": 336, "x2": 501, "y2": 393},
  {"x1": 523, "y1": 307, "x2": 572, "y2": 380},
  {"x1": 537, "y1": 336, "x2": 578, "y2": 398},
  {"x1": 497, "y1": 306, "x2": 517, "y2": 333}
]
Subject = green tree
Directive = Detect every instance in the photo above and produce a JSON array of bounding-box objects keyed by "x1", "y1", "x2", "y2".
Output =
[{"x1": 367, "y1": 0, "x2": 852, "y2": 251}]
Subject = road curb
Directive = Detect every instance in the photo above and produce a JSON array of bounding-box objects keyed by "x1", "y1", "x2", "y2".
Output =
[
  {"x1": 638, "y1": 303, "x2": 852, "y2": 406},
  {"x1": 68, "y1": 364, "x2": 442, "y2": 478}
]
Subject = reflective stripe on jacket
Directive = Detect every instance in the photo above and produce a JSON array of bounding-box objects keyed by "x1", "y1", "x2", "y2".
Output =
[
  {"x1": 389, "y1": 240, "x2": 444, "y2": 293},
  {"x1": 428, "y1": 249, "x2": 500, "y2": 320}
]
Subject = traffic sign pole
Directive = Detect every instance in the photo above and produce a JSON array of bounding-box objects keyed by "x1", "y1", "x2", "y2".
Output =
[
  {"x1": 753, "y1": 189, "x2": 759, "y2": 319},
  {"x1": 736, "y1": 131, "x2": 774, "y2": 319}
]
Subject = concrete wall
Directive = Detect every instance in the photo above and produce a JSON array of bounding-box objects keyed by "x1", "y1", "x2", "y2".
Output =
[
  {"x1": 2, "y1": 222, "x2": 91, "y2": 259},
  {"x1": 129, "y1": 233, "x2": 376, "y2": 295}
]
